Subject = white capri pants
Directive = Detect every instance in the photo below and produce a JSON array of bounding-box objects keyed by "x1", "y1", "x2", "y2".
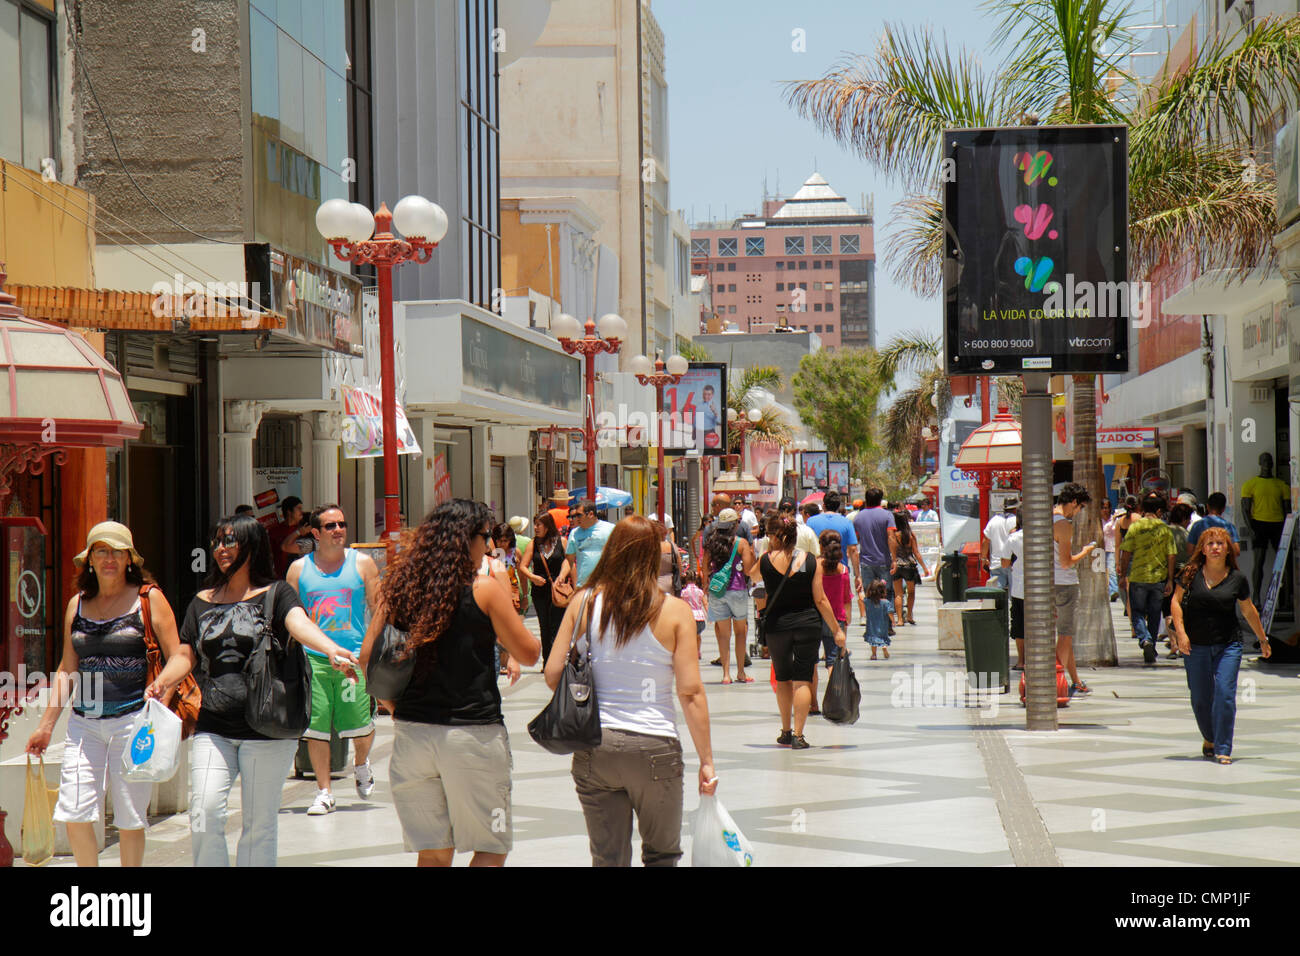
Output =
[{"x1": 53, "y1": 711, "x2": 153, "y2": 831}]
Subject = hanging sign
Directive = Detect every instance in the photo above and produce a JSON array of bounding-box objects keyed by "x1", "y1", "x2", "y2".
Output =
[{"x1": 340, "y1": 384, "x2": 421, "y2": 459}]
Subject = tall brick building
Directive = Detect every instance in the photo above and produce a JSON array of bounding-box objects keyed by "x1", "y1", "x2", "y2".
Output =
[{"x1": 689, "y1": 173, "x2": 876, "y2": 350}]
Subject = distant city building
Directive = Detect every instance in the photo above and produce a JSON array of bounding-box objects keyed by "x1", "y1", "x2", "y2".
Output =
[{"x1": 690, "y1": 173, "x2": 876, "y2": 350}]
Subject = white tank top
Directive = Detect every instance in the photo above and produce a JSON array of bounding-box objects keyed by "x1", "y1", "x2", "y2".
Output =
[
  {"x1": 1054, "y1": 513, "x2": 1078, "y2": 585},
  {"x1": 585, "y1": 592, "x2": 678, "y2": 740}
]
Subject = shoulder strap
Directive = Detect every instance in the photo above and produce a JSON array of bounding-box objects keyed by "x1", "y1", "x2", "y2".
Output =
[
  {"x1": 137, "y1": 584, "x2": 159, "y2": 652},
  {"x1": 767, "y1": 549, "x2": 799, "y2": 610},
  {"x1": 261, "y1": 582, "x2": 279, "y2": 642}
]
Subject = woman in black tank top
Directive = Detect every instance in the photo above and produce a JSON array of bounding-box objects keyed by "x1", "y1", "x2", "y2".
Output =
[
  {"x1": 520, "y1": 511, "x2": 571, "y2": 663},
  {"x1": 361, "y1": 499, "x2": 540, "y2": 867}
]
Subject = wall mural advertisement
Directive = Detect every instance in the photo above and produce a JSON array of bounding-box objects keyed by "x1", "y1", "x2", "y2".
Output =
[{"x1": 944, "y1": 125, "x2": 1129, "y2": 374}]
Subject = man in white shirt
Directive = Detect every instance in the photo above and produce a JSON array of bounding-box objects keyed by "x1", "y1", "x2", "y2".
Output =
[
  {"x1": 981, "y1": 497, "x2": 1019, "y2": 591},
  {"x1": 1003, "y1": 527, "x2": 1025, "y2": 669},
  {"x1": 737, "y1": 497, "x2": 759, "y2": 534},
  {"x1": 916, "y1": 499, "x2": 938, "y2": 522}
]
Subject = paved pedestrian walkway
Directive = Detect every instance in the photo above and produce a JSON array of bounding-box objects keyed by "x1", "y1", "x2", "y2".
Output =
[{"x1": 45, "y1": 584, "x2": 1298, "y2": 866}]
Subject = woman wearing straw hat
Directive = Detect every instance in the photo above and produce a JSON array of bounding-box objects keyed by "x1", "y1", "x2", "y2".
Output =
[{"x1": 25, "y1": 521, "x2": 194, "y2": 867}]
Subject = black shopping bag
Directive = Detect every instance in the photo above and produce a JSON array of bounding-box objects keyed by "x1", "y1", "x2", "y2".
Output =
[{"x1": 821, "y1": 649, "x2": 860, "y2": 725}]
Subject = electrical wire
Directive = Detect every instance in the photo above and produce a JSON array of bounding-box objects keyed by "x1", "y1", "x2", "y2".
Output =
[{"x1": 61, "y1": 0, "x2": 245, "y2": 245}]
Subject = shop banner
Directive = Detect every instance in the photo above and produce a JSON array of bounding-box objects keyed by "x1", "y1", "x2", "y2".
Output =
[
  {"x1": 340, "y1": 384, "x2": 421, "y2": 459},
  {"x1": 748, "y1": 440, "x2": 784, "y2": 504},
  {"x1": 944, "y1": 125, "x2": 1129, "y2": 374},
  {"x1": 1096, "y1": 427, "x2": 1157, "y2": 452}
]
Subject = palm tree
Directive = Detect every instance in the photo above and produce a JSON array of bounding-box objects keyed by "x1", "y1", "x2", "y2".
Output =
[
  {"x1": 873, "y1": 331, "x2": 952, "y2": 461},
  {"x1": 726, "y1": 365, "x2": 792, "y2": 453},
  {"x1": 787, "y1": 0, "x2": 1300, "y2": 669}
]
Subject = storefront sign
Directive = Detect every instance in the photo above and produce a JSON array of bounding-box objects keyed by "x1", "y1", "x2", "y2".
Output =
[
  {"x1": 340, "y1": 384, "x2": 421, "y2": 459},
  {"x1": 1096, "y1": 427, "x2": 1157, "y2": 452},
  {"x1": 245, "y1": 244, "x2": 363, "y2": 356},
  {"x1": 944, "y1": 125, "x2": 1129, "y2": 374},
  {"x1": 461, "y1": 316, "x2": 581, "y2": 413},
  {"x1": 1241, "y1": 301, "x2": 1288, "y2": 369},
  {"x1": 663, "y1": 363, "x2": 727, "y2": 455}
]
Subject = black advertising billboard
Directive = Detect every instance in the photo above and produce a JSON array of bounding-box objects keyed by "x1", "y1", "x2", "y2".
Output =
[
  {"x1": 944, "y1": 126, "x2": 1128, "y2": 374},
  {"x1": 663, "y1": 362, "x2": 728, "y2": 456}
]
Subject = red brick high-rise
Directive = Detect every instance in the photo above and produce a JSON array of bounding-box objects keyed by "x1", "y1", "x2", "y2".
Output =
[{"x1": 690, "y1": 173, "x2": 876, "y2": 350}]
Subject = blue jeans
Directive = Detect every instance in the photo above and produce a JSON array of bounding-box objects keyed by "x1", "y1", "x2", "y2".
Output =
[
  {"x1": 1106, "y1": 552, "x2": 1118, "y2": 598},
  {"x1": 1184, "y1": 642, "x2": 1242, "y2": 756},
  {"x1": 1128, "y1": 582, "x2": 1165, "y2": 646},
  {"x1": 988, "y1": 566, "x2": 1011, "y2": 592},
  {"x1": 860, "y1": 561, "x2": 890, "y2": 587}
]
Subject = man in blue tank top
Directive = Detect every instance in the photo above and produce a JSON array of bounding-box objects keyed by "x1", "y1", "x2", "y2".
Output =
[{"x1": 288, "y1": 504, "x2": 380, "y2": 816}]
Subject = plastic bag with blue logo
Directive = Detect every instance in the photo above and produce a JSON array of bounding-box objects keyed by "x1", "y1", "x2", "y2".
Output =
[
  {"x1": 120, "y1": 698, "x2": 183, "y2": 783},
  {"x1": 691, "y1": 794, "x2": 755, "y2": 867}
]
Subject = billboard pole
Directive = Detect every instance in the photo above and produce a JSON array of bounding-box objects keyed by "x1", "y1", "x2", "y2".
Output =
[{"x1": 1022, "y1": 373, "x2": 1058, "y2": 730}]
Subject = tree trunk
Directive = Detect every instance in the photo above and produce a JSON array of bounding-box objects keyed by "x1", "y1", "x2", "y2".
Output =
[{"x1": 1071, "y1": 375, "x2": 1117, "y2": 666}]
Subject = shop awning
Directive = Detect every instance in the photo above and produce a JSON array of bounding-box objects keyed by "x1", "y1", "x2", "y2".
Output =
[{"x1": 9, "y1": 284, "x2": 285, "y2": 333}]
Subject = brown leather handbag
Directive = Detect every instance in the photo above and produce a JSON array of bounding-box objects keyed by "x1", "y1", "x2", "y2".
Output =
[{"x1": 540, "y1": 541, "x2": 573, "y2": 607}]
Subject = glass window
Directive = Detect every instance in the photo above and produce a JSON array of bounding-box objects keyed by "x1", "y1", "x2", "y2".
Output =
[
  {"x1": 253, "y1": 0, "x2": 278, "y2": 16},
  {"x1": 840, "y1": 234, "x2": 860, "y2": 254},
  {"x1": 714, "y1": 263, "x2": 724, "y2": 272},
  {"x1": 812, "y1": 260, "x2": 821, "y2": 269},
  {"x1": 325, "y1": 68, "x2": 346, "y2": 174},
  {"x1": 19, "y1": 10, "x2": 49, "y2": 171},
  {"x1": 278, "y1": 0, "x2": 303, "y2": 41},
  {"x1": 814, "y1": 304, "x2": 822, "y2": 313},
  {"x1": 815, "y1": 324, "x2": 823, "y2": 331},
  {"x1": 323, "y1": 0, "x2": 347, "y2": 74},
  {"x1": 718, "y1": 237, "x2": 737, "y2": 256},
  {"x1": 776, "y1": 282, "x2": 784, "y2": 291},
  {"x1": 825, "y1": 303, "x2": 834, "y2": 312},
  {"x1": 812, "y1": 235, "x2": 832, "y2": 254},
  {"x1": 278, "y1": 30, "x2": 306, "y2": 151},
  {"x1": 303, "y1": 54, "x2": 327, "y2": 161},
  {"x1": 301, "y1": 0, "x2": 325, "y2": 58},
  {"x1": 786, "y1": 260, "x2": 795, "y2": 269},
  {"x1": 0, "y1": 3, "x2": 21, "y2": 164},
  {"x1": 825, "y1": 323, "x2": 834, "y2": 331},
  {"x1": 798, "y1": 261, "x2": 807, "y2": 270},
  {"x1": 776, "y1": 261, "x2": 785, "y2": 270},
  {"x1": 251, "y1": 10, "x2": 280, "y2": 120},
  {"x1": 799, "y1": 283, "x2": 807, "y2": 290},
  {"x1": 727, "y1": 262, "x2": 735, "y2": 271},
  {"x1": 745, "y1": 236, "x2": 764, "y2": 255},
  {"x1": 728, "y1": 284, "x2": 736, "y2": 292},
  {"x1": 728, "y1": 306, "x2": 736, "y2": 314},
  {"x1": 692, "y1": 237, "x2": 710, "y2": 257},
  {"x1": 785, "y1": 235, "x2": 804, "y2": 254}
]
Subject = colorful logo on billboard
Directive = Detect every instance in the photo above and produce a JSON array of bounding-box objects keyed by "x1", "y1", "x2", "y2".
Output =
[{"x1": 1013, "y1": 150, "x2": 1057, "y2": 186}]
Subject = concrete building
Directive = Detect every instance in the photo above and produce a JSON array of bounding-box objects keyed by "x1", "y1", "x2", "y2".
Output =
[{"x1": 690, "y1": 173, "x2": 877, "y2": 351}]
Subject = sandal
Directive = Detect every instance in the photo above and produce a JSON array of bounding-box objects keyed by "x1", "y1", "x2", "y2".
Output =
[
  {"x1": 721, "y1": 677, "x2": 733, "y2": 685},
  {"x1": 882, "y1": 648, "x2": 890, "y2": 659},
  {"x1": 1201, "y1": 743, "x2": 1214, "y2": 759},
  {"x1": 1217, "y1": 755, "x2": 1232, "y2": 765},
  {"x1": 736, "y1": 673, "x2": 754, "y2": 683}
]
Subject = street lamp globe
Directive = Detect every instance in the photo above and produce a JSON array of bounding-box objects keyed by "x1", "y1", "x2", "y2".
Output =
[
  {"x1": 315, "y1": 198, "x2": 355, "y2": 241},
  {"x1": 726, "y1": 407, "x2": 737, "y2": 422},
  {"x1": 629, "y1": 354, "x2": 653, "y2": 377},
  {"x1": 346, "y1": 203, "x2": 376, "y2": 243},
  {"x1": 597, "y1": 312, "x2": 627, "y2": 341},
  {"x1": 747, "y1": 408, "x2": 762, "y2": 423},
  {"x1": 392, "y1": 195, "x2": 448, "y2": 243},
  {"x1": 551, "y1": 313, "x2": 581, "y2": 340},
  {"x1": 666, "y1": 354, "x2": 689, "y2": 376}
]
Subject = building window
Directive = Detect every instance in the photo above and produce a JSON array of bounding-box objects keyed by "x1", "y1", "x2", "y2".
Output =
[
  {"x1": 776, "y1": 261, "x2": 785, "y2": 270},
  {"x1": 785, "y1": 235, "x2": 804, "y2": 255},
  {"x1": 787, "y1": 260, "x2": 795, "y2": 269},
  {"x1": 745, "y1": 236, "x2": 765, "y2": 256},
  {"x1": 715, "y1": 262, "x2": 724, "y2": 272},
  {"x1": 814, "y1": 324, "x2": 823, "y2": 332},
  {"x1": 692, "y1": 237, "x2": 710, "y2": 258},
  {"x1": 812, "y1": 235, "x2": 832, "y2": 254},
  {"x1": 727, "y1": 262, "x2": 736, "y2": 271},
  {"x1": 728, "y1": 283, "x2": 736, "y2": 292},
  {"x1": 825, "y1": 323, "x2": 834, "y2": 332},
  {"x1": 840, "y1": 234, "x2": 860, "y2": 254},
  {"x1": 825, "y1": 302, "x2": 834, "y2": 312},
  {"x1": 824, "y1": 260, "x2": 834, "y2": 269},
  {"x1": 812, "y1": 260, "x2": 822, "y2": 270},
  {"x1": 456, "y1": 0, "x2": 501, "y2": 308},
  {"x1": 776, "y1": 303, "x2": 786, "y2": 312},
  {"x1": 728, "y1": 305, "x2": 736, "y2": 314},
  {"x1": 776, "y1": 282, "x2": 784, "y2": 291},
  {"x1": 799, "y1": 283, "x2": 807, "y2": 291},
  {"x1": 798, "y1": 261, "x2": 807, "y2": 270},
  {"x1": 0, "y1": 2, "x2": 55, "y2": 173},
  {"x1": 718, "y1": 237, "x2": 737, "y2": 256},
  {"x1": 823, "y1": 282, "x2": 835, "y2": 290},
  {"x1": 814, "y1": 303, "x2": 822, "y2": 312}
]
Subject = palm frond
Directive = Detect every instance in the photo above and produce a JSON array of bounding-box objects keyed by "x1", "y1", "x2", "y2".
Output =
[
  {"x1": 676, "y1": 340, "x2": 713, "y2": 363},
  {"x1": 784, "y1": 24, "x2": 1012, "y2": 192},
  {"x1": 882, "y1": 193, "x2": 945, "y2": 299},
  {"x1": 1134, "y1": 15, "x2": 1300, "y2": 152},
  {"x1": 873, "y1": 329, "x2": 942, "y2": 383}
]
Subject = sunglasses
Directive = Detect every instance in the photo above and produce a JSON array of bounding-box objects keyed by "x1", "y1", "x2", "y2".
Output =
[
  {"x1": 212, "y1": 533, "x2": 238, "y2": 550},
  {"x1": 321, "y1": 521, "x2": 347, "y2": 532},
  {"x1": 476, "y1": 530, "x2": 493, "y2": 544}
]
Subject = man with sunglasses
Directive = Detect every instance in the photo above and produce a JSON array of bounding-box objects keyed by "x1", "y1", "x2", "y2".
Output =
[
  {"x1": 565, "y1": 500, "x2": 614, "y2": 587},
  {"x1": 287, "y1": 504, "x2": 381, "y2": 816}
]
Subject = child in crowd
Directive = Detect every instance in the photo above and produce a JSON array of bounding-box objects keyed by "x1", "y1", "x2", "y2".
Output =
[
  {"x1": 863, "y1": 579, "x2": 894, "y2": 660},
  {"x1": 680, "y1": 572, "x2": 708, "y2": 659}
]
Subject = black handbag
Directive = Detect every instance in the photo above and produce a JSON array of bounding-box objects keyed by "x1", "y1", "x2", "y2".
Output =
[
  {"x1": 756, "y1": 549, "x2": 799, "y2": 646},
  {"x1": 244, "y1": 583, "x2": 313, "y2": 739},
  {"x1": 367, "y1": 622, "x2": 415, "y2": 700},
  {"x1": 528, "y1": 591, "x2": 602, "y2": 755}
]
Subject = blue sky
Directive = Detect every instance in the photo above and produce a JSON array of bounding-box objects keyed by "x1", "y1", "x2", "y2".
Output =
[{"x1": 654, "y1": 0, "x2": 1000, "y2": 354}]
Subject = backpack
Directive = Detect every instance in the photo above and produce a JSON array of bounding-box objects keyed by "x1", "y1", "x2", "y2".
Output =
[{"x1": 138, "y1": 584, "x2": 203, "y2": 739}]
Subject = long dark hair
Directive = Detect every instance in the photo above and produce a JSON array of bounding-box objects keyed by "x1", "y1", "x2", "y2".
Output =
[
  {"x1": 819, "y1": 529, "x2": 843, "y2": 574},
  {"x1": 533, "y1": 511, "x2": 559, "y2": 546},
  {"x1": 704, "y1": 520, "x2": 739, "y2": 573},
  {"x1": 1178, "y1": 526, "x2": 1240, "y2": 589},
  {"x1": 383, "y1": 499, "x2": 492, "y2": 650},
  {"x1": 583, "y1": 515, "x2": 662, "y2": 648},
  {"x1": 205, "y1": 514, "x2": 276, "y2": 591}
]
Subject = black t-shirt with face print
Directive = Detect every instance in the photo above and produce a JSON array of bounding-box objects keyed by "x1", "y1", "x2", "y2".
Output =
[{"x1": 180, "y1": 582, "x2": 304, "y2": 739}]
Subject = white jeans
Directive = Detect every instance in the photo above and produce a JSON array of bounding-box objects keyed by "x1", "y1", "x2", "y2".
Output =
[
  {"x1": 189, "y1": 732, "x2": 296, "y2": 867},
  {"x1": 54, "y1": 711, "x2": 153, "y2": 830}
]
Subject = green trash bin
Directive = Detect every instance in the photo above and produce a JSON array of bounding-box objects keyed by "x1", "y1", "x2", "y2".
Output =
[
  {"x1": 961, "y1": 608, "x2": 1010, "y2": 693},
  {"x1": 937, "y1": 551, "x2": 968, "y2": 603},
  {"x1": 966, "y1": 584, "x2": 1008, "y2": 637}
]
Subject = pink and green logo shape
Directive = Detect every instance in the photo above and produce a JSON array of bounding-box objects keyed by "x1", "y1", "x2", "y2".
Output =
[{"x1": 1013, "y1": 150, "x2": 1057, "y2": 187}]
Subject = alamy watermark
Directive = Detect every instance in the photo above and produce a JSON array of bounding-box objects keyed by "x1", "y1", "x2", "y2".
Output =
[
  {"x1": 890, "y1": 664, "x2": 1005, "y2": 717},
  {"x1": 1, "y1": 668, "x2": 105, "y2": 716}
]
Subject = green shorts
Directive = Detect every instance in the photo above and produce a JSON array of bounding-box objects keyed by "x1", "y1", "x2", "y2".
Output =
[{"x1": 305, "y1": 653, "x2": 376, "y2": 740}]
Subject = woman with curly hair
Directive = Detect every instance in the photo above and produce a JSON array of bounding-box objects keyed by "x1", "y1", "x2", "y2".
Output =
[
  {"x1": 1170, "y1": 527, "x2": 1271, "y2": 764},
  {"x1": 360, "y1": 499, "x2": 539, "y2": 866}
]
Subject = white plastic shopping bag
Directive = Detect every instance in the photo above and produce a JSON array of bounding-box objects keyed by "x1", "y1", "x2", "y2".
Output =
[
  {"x1": 121, "y1": 699, "x2": 183, "y2": 783},
  {"x1": 691, "y1": 794, "x2": 755, "y2": 867}
]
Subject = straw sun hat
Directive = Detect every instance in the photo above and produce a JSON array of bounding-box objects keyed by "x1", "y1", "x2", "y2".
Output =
[{"x1": 73, "y1": 521, "x2": 144, "y2": 568}]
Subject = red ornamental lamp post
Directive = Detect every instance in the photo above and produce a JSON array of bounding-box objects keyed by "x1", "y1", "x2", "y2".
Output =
[
  {"x1": 316, "y1": 196, "x2": 448, "y2": 543},
  {"x1": 954, "y1": 403, "x2": 1023, "y2": 586},
  {"x1": 630, "y1": 351, "x2": 688, "y2": 522},
  {"x1": 551, "y1": 312, "x2": 626, "y2": 502}
]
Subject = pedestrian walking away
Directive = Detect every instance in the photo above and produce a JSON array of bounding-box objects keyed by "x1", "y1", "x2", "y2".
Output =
[
  {"x1": 981, "y1": 497, "x2": 1018, "y2": 594},
  {"x1": 286, "y1": 504, "x2": 381, "y2": 816},
  {"x1": 519, "y1": 511, "x2": 572, "y2": 665},
  {"x1": 863, "y1": 580, "x2": 894, "y2": 660},
  {"x1": 852, "y1": 488, "x2": 896, "y2": 635},
  {"x1": 360, "y1": 500, "x2": 539, "y2": 867},
  {"x1": 1169, "y1": 527, "x2": 1271, "y2": 763},
  {"x1": 704, "y1": 509, "x2": 758, "y2": 683},
  {"x1": 759, "y1": 515, "x2": 845, "y2": 749},
  {"x1": 182, "y1": 514, "x2": 359, "y2": 867},
  {"x1": 891, "y1": 508, "x2": 930, "y2": 626},
  {"x1": 1053, "y1": 483, "x2": 1098, "y2": 697},
  {"x1": 546, "y1": 514, "x2": 717, "y2": 866},
  {"x1": 25, "y1": 522, "x2": 195, "y2": 868},
  {"x1": 1004, "y1": 526, "x2": 1025, "y2": 669},
  {"x1": 1118, "y1": 492, "x2": 1177, "y2": 665},
  {"x1": 811, "y1": 528, "x2": 854, "y2": 708}
]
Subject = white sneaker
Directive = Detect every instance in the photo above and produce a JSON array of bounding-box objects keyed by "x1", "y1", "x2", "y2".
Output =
[
  {"x1": 355, "y1": 760, "x2": 375, "y2": 800},
  {"x1": 307, "y1": 789, "x2": 336, "y2": 815}
]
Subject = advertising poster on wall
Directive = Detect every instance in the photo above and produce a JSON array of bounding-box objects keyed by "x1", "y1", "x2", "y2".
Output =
[
  {"x1": 252, "y1": 467, "x2": 303, "y2": 532},
  {"x1": 944, "y1": 125, "x2": 1129, "y2": 374},
  {"x1": 663, "y1": 362, "x2": 727, "y2": 455},
  {"x1": 801, "y1": 451, "x2": 828, "y2": 489},
  {"x1": 748, "y1": 440, "x2": 784, "y2": 504},
  {"x1": 828, "y1": 461, "x2": 850, "y2": 495}
]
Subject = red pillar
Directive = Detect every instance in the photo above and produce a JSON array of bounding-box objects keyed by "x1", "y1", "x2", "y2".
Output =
[{"x1": 376, "y1": 261, "x2": 401, "y2": 541}]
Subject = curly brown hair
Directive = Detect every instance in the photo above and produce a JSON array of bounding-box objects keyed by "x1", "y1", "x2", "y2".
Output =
[{"x1": 381, "y1": 499, "x2": 493, "y2": 652}]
